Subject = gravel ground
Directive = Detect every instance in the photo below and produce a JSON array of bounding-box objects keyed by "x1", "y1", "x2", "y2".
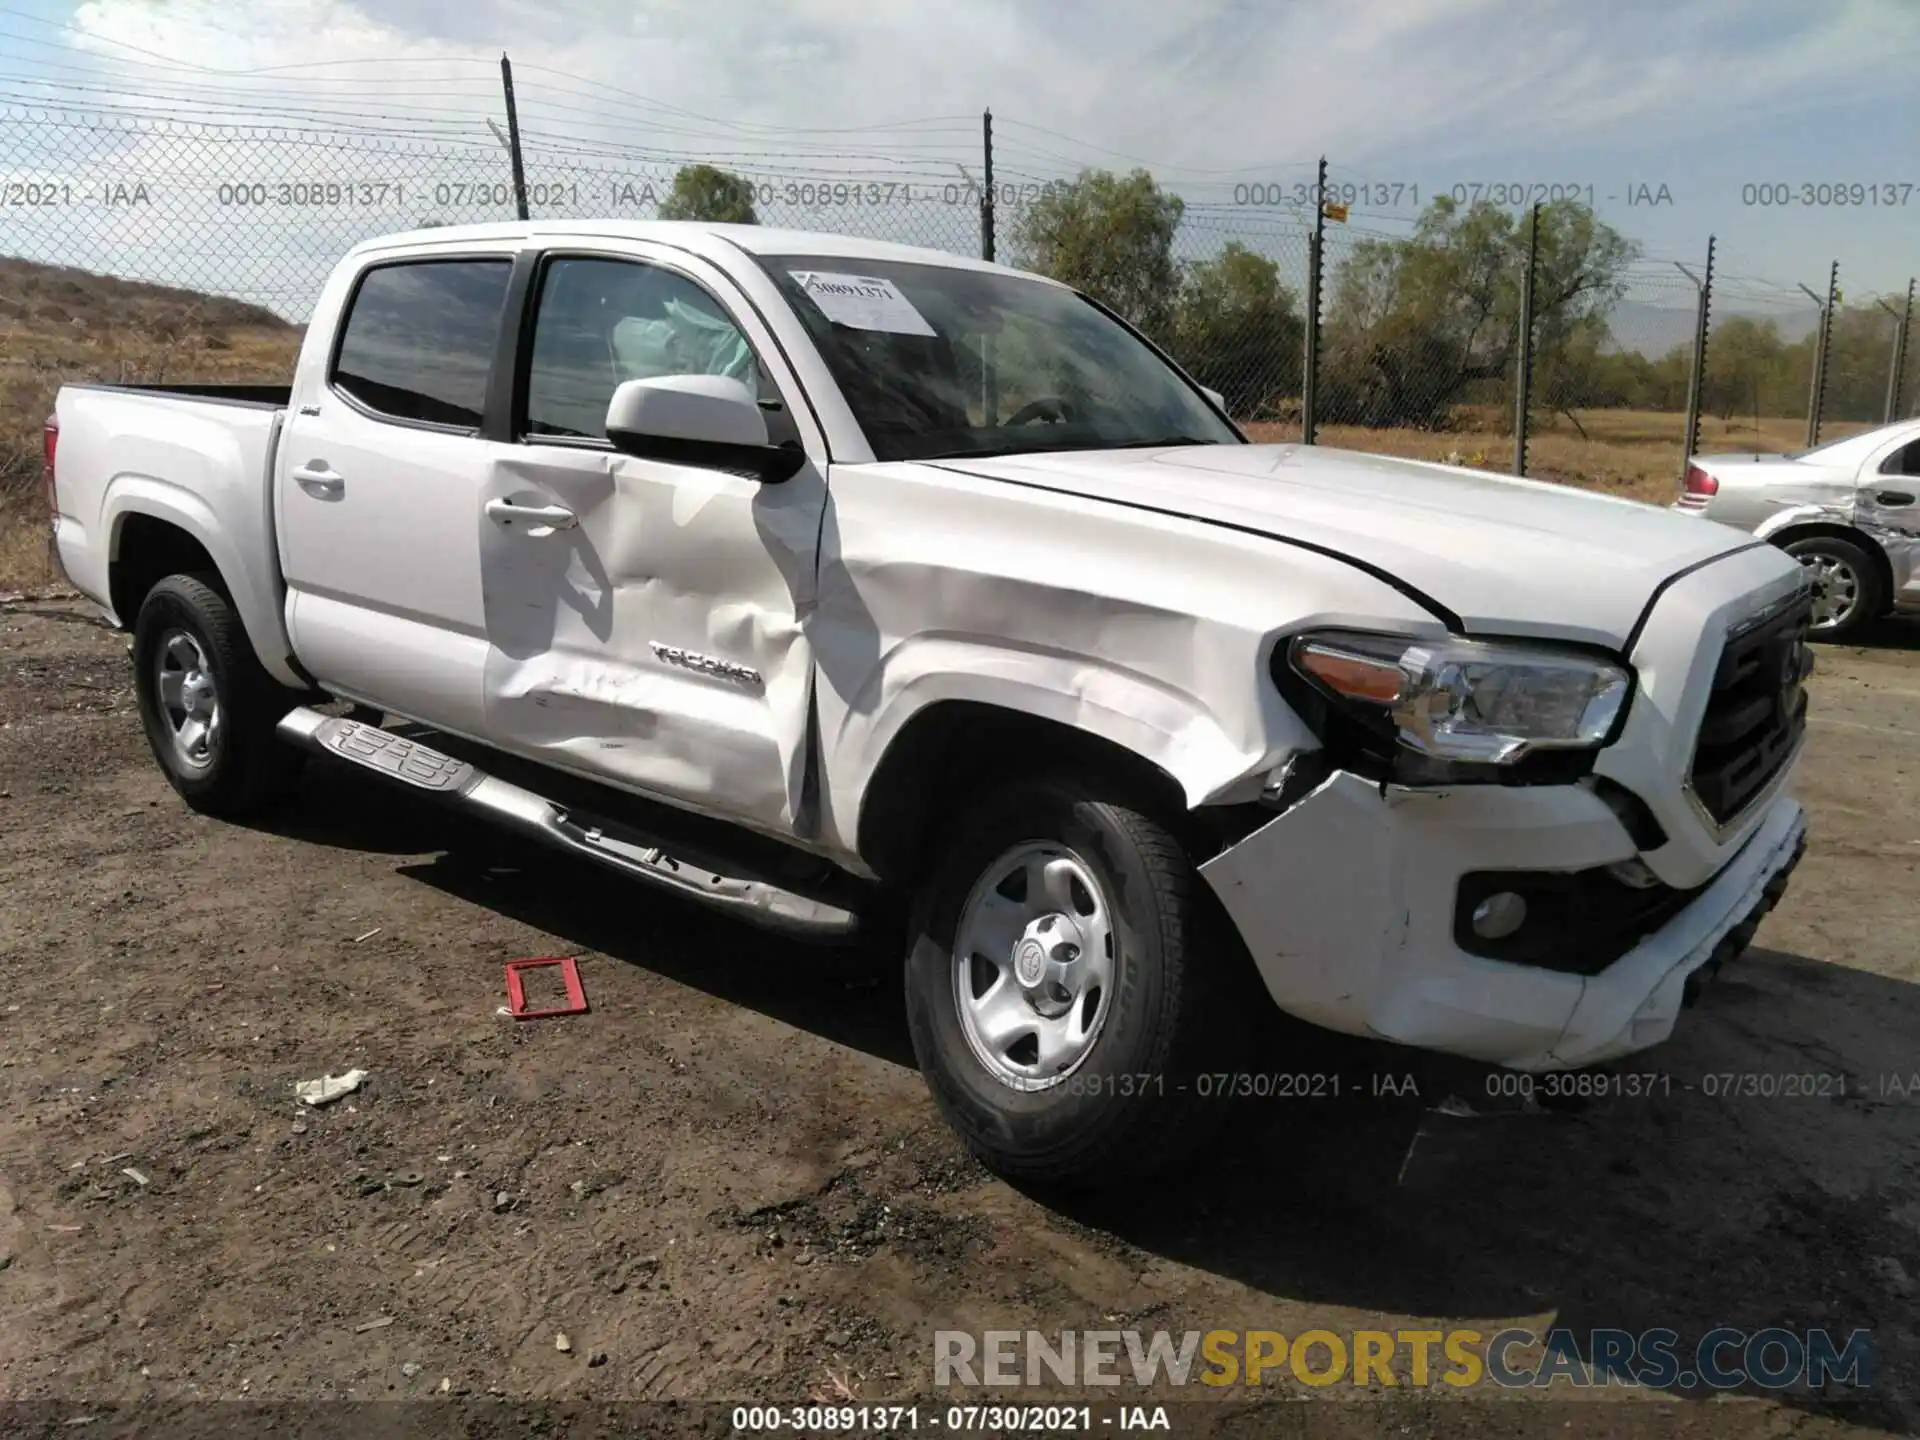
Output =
[{"x1": 0, "y1": 597, "x2": 1915, "y2": 1437}]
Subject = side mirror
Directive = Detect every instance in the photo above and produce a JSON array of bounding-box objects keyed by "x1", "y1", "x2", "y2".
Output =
[
  {"x1": 1200, "y1": 386, "x2": 1227, "y2": 414},
  {"x1": 604, "y1": 374, "x2": 803, "y2": 482}
]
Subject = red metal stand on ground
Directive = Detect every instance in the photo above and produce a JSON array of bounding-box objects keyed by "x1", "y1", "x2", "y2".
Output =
[{"x1": 503, "y1": 956, "x2": 589, "y2": 1018}]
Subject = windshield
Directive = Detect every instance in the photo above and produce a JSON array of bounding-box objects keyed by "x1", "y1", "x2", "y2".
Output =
[{"x1": 758, "y1": 254, "x2": 1241, "y2": 462}]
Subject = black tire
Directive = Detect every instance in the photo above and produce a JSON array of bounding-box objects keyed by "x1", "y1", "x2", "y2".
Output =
[
  {"x1": 1783, "y1": 534, "x2": 1885, "y2": 642},
  {"x1": 131, "y1": 573, "x2": 304, "y2": 818},
  {"x1": 903, "y1": 778, "x2": 1247, "y2": 1188}
]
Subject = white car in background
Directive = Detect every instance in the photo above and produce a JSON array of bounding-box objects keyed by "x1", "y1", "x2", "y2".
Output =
[{"x1": 1676, "y1": 417, "x2": 1920, "y2": 641}]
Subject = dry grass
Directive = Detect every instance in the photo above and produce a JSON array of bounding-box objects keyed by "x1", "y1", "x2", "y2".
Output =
[
  {"x1": 0, "y1": 499, "x2": 62, "y2": 596},
  {"x1": 1, "y1": 257, "x2": 300, "y2": 591},
  {"x1": 1244, "y1": 407, "x2": 1881, "y2": 507}
]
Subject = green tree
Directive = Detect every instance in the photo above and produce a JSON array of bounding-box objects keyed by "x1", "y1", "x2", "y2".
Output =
[
  {"x1": 1320, "y1": 196, "x2": 1638, "y2": 428},
  {"x1": 1712, "y1": 314, "x2": 1781, "y2": 422},
  {"x1": 658, "y1": 165, "x2": 758, "y2": 224},
  {"x1": 1013, "y1": 168, "x2": 1184, "y2": 336},
  {"x1": 1819, "y1": 299, "x2": 1904, "y2": 424},
  {"x1": 1702, "y1": 315, "x2": 1794, "y2": 423},
  {"x1": 1166, "y1": 242, "x2": 1303, "y2": 418}
]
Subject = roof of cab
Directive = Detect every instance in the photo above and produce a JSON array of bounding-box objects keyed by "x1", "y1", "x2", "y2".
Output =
[{"x1": 346, "y1": 219, "x2": 1058, "y2": 283}]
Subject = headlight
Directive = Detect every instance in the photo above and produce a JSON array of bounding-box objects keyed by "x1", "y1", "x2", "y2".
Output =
[{"x1": 1289, "y1": 630, "x2": 1630, "y2": 765}]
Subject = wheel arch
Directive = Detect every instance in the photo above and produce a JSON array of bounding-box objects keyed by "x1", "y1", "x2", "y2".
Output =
[
  {"x1": 110, "y1": 511, "x2": 226, "y2": 623},
  {"x1": 104, "y1": 492, "x2": 303, "y2": 688},
  {"x1": 854, "y1": 699, "x2": 1202, "y2": 886}
]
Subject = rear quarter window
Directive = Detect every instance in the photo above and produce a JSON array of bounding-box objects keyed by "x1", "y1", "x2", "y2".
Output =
[
  {"x1": 331, "y1": 259, "x2": 512, "y2": 427},
  {"x1": 1880, "y1": 437, "x2": 1920, "y2": 477}
]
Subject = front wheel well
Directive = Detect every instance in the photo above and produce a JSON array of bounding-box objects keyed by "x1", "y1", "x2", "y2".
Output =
[
  {"x1": 1766, "y1": 523, "x2": 1895, "y2": 616},
  {"x1": 855, "y1": 701, "x2": 1194, "y2": 886},
  {"x1": 109, "y1": 514, "x2": 227, "y2": 627}
]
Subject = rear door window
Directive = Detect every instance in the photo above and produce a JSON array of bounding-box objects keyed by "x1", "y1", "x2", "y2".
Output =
[{"x1": 331, "y1": 259, "x2": 512, "y2": 428}]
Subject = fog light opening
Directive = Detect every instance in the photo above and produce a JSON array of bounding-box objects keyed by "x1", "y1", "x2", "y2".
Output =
[{"x1": 1471, "y1": 891, "x2": 1528, "y2": 940}]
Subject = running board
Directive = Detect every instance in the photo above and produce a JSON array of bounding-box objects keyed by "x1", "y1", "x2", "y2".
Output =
[{"x1": 276, "y1": 708, "x2": 859, "y2": 938}]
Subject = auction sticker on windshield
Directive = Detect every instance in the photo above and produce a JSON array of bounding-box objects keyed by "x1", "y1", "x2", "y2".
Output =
[{"x1": 789, "y1": 271, "x2": 935, "y2": 336}]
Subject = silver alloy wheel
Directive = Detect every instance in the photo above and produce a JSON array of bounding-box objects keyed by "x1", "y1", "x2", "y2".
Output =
[
  {"x1": 1799, "y1": 552, "x2": 1860, "y2": 632},
  {"x1": 951, "y1": 840, "x2": 1116, "y2": 1091},
  {"x1": 155, "y1": 628, "x2": 222, "y2": 770}
]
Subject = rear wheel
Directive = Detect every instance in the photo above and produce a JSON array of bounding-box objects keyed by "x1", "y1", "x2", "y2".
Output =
[
  {"x1": 1784, "y1": 534, "x2": 1884, "y2": 642},
  {"x1": 132, "y1": 573, "x2": 303, "y2": 817},
  {"x1": 903, "y1": 778, "x2": 1245, "y2": 1187}
]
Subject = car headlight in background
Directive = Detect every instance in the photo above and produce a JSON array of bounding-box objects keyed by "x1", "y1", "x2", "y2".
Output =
[{"x1": 1289, "y1": 630, "x2": 1630, "y2": 766}]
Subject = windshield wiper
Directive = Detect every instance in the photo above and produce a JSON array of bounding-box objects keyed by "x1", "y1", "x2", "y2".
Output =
[{"x1": 1101, "y1": 435, "x2": 1217, "y2": 449}]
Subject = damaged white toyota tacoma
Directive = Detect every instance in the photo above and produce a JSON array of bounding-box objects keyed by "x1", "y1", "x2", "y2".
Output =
[{"x1": 48, "y1": 221, "x2": 1814, "y2": 1184}]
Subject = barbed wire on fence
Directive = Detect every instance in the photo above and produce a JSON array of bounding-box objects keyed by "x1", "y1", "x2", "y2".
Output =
[{"x1": 1, "y1": 84, "x2": 1913, "y2": 508}]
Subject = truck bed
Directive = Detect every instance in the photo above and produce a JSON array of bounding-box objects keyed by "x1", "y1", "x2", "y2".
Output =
[
  {"x1": 52, "y1": 381, "x2": 300, "y2": 686},
  {"x1": 61, "y1": 381, "x2": 292, "y2": 409}
]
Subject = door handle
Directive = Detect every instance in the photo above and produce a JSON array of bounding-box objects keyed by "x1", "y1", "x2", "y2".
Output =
[
  {"x1": 1874, "y1": 490, "x2": 1915, "y2": 507},
  {"x1": 485, "y1": 498, "x2": 578, "y2": 532},
  {"x1": 291, "y1": 463, "x2": 344, "y2": 497}
]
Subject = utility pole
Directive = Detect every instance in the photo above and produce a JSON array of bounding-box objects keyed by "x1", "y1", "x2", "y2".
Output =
[
  {"x1": 1675, "y1": 236, "x2": 1715, "y2": 477},
  {"x1": 1301, "y1": 155, "x2": 1327, "y2": 445},
  {"x1": 500, "y1": 53, "x2": 530, "y2": 221}
]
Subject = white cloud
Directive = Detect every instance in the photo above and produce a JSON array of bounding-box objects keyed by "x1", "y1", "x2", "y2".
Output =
[
  {"x1": 48, "y1": 0, "x2": 1909, "y2": 180},
  {"x1": 1, "y1": 0, "x2": 1910, "y2": 306}
]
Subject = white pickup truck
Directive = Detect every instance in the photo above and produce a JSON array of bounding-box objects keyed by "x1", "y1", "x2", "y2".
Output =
[{"x1": 49, "y1": 221, "x2": 1813, "y2": 1184}]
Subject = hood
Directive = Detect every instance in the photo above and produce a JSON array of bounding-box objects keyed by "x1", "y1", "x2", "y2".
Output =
[{"x1": 929, "y1": 442, "x2": 1762, "y2": 649}]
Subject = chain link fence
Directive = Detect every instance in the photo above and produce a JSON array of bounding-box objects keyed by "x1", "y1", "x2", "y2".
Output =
[{"x1": 3, "y1": 98, "x2": 1915, "y2": 521}]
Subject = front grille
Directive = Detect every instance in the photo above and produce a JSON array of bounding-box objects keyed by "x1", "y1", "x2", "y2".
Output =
[{"x1": 1687, "y1": 590, "x2": 1812, "y2": 826}]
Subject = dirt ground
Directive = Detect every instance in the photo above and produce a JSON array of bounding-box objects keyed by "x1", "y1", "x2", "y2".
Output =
[{"x1": 1, "y1": 596, "x2": 1916, "y2": 1437}]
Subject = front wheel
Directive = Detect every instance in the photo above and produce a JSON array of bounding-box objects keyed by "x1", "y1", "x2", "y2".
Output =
[
  {"x1": 903, "y1": 779, "x2": 1245, "y2": 1187},
  {"x1": 1784, "y1": 534, "x2": 1884, "y2": 642},
  {"x1": 132, "y1": 573, "x2": 303, "y2": 818}
]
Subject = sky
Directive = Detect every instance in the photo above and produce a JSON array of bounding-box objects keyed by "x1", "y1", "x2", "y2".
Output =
[{"x1": 0, "y1": 0, "x2": 1915, "y2": 324}]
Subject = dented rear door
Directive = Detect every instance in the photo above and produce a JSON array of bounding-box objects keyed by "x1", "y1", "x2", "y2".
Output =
[{"x1": 477, "y1": 246, "x2": 826, "y2": 836}]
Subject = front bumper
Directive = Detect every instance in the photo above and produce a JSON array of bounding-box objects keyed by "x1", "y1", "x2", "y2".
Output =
[{"x1": 1198, "y1": 772, "x2": 1806, "y2": 1070}]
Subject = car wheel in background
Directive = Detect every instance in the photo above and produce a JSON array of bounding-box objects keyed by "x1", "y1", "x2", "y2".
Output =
[{"x1": 1784, "y1": 534, "x2": 1884, "y2": 643}]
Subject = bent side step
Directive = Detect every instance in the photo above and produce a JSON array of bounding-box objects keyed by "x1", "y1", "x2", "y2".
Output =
[{"x1": 276, "y1": 708, "x2": 859, "y2": 938}]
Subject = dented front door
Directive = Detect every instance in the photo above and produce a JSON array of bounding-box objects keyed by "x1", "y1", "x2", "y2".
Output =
[
  {"x1": 1859, "y1": 431, "x2": 1920, "y2": 607},
  {"x1": 477, "y1": 248, "x2": 825, "y2": 836}
]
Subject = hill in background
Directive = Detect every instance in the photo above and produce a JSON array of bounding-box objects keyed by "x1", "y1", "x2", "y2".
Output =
[
  {"x1": 0, "y1": 258, "x2": 303, "y2": 591},
  {"x1": 0, "y1": 258, "x2": 295, "y2": 337},
  {"x1": 1, "y1": 257, "x2": 301, "y2": 485}
]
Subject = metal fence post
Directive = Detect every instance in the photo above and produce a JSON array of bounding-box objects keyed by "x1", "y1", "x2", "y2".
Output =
[
  {"x1": 1882, "y1": 279, "x2": 1914, "y2": 423},
  {"x1": 1512, "y1": 202, "x2": 1539, "y2": 476},
  {"x1": 1797, "y1": 277, "x2": 1826, "y2": 445},
  {"x1": 1677, "y1": 236, "x2": 1715, "y2": 476},
  {"x1": 1801, "y1": 261, "x2": 1838, "y2": 447},
  {"x1": 1301, "y1": 155, "x2": 1326, "y2": 445},
  {"x1": 980, "y1": 110, "x2": 995, "y2": 263},
  {"x1": 500, "y1": 53, "x2": 530, "y2": 221}
]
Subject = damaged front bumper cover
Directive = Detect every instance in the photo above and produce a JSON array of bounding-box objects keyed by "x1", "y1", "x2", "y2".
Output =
[{"x1": 1197, "y1": 770, "x2": 1807, "y2": 1071}]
